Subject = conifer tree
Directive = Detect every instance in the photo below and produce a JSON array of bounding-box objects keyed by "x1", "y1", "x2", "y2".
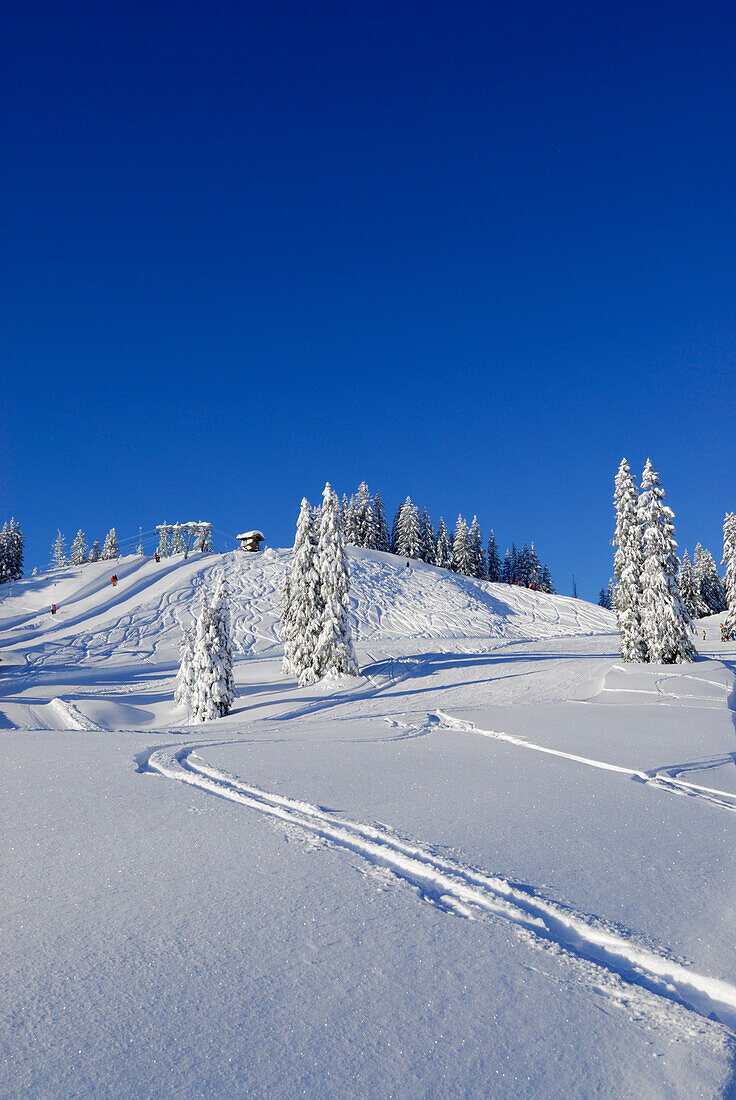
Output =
[
  {"x1": 189, "y1": 597, "x2": 218, "y2": 721},
  {"x1": 528, "y1": 543, "x2": 541, "y2": 588},
  {"x1": 373, "y1": 491, "x2": 390, "y2": 552},
  {"x1": 6, "y1": 519, "x2": 24, "y2": 581},
  {"x1": 613, "y1": 458, "x2": 645, "y2": 662},
  {"x1": 51, "y1": 530, "x2": 67, "y2": 569},
  {"x1": 452, "y1": 516, "x2": 472, "y2": 575},
  {"x1": 172, "y1": 523, "x2": 187, "y2": 554},
  {"x1": 487, "y1": 530, "x2": 502, "y2": 582},
  {"x1": 70, "y1": 530, "x2": 88, "y2": 566},
  {"x1": 467, "y1": 516, "x2": 486, "y2": 578},
  {"x1": 693, "y1": 544, "x2": 726, "y2": 613},
  {"x1": 607, "y1": 577, "x2": 616, "y2": 610},
  {"x1": 420, "y1": 509, "x2": 435, "y2": 563},
  {"x1": 101, "y1": 528, "x2": 119, "y2": 561},
  {"x1": 502, "y1": 549, "x2": 513, "y2": 584},
  {"x1": 209, "y1": 574, "x2": 236, "y2": 715},
  {"x1": 89, "y1": 539, "x2": 101, "y2": 563},
  {"x1": 722, "y1": 513, "x2": 736, "y2": 636},
  {"x1": 174, "y1": 625, "x2": 195, "y2": 709},
  {"x1": 0, "y1": 524, "x2": 8, "y2": 584},
  {"x1": 678, "y1": 550, "x2": 703, "y2": 619},
  {"x1": 435, "y1": 517, "x2": 453, "y2": 569},
  {"x1": 391, "y1": 503, "x2": 402, "y2": 554},
  {"x1": 394, "y1": 497, "x2": 422, "y2": 559},
  {"x1": 157, "y1": 525, "x2": 171, "y2": 557},
  {"x1": 353, "y1": 481, "x2": 374, "y2": 547},
  {"x1": 314, "y1": 483, "x2": 358, "y2": 678},
  {"x1": 598, "y1": 588, "x2": 609, "y2": 609},
  {"x1": 280, "y1": 569, "x2": 297, "y2": 675},
  {"x1": 287, "y1": 498, "x2": 323, "y2": 686},
  {"x1": 638, "y1": 459, "x2": 694, "y2": 663},
  {"x1": 343, "y1": 498, "x2": 359, "y2": 546}
]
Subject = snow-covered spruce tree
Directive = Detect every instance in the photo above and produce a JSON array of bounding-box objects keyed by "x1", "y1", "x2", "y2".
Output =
[
  {"x1": 5, "y1": 519, "x2": 24, "y2": 581},
  {"x1": 420, "y1": 509, "x2": 435, "y2": 563},
  {"x1": 101, "y1": 528, "x2": 119, "y2": 561},
  {"x1": 487, "y1": 530, "x2": 502, "y2": 582},
  {"x1": 452, "y1": 516, "x2": 472, "y2": 575},
  {"x1": 209, "y1": 574, "x2": 236, "y2": 715},
  {"x1": 638, "y1": 459, "x2": 694, "y2": 663},
  {"x1": 157, "y1": 525, "x2": 171, "y2": 558},
  {"x1": 468, "y1": 516, "x2": 486, "y2": 578},
  {"x1": 70, "y1": 530, "x2": 88, "y2": 566},
  {"x1": 613, "y1": 458, "x2": 646, "y2": 662},
  {"x1": 394, "y1": 497, "x2": 422, "y2": 560},
  {"x1": 598, "y1": 587, "x2": 609, "y2": 609},
  {"x1": 528, "y1": 543, "x2": 542, "y2": 588},
  {"x1": 353, "y1": 481, "x2": 374, "y2": 547},
  {"x1": 607, "y1": 577, "x2": 616, "y2": 610},
  {"x1": 373, "y1": 491, "x2": 391, "y2": 552},
  {"x1": 502, "y1": 549, "x2": 513, "y2": 583},
  {"x1": 280, "y1": 568, "x2": 297, "y2": 675},
  {"x1": 435, "y1": 517, "x2": 453, "y2": 569},
  {"x1": 343, "y1": 497, "x2": 359, "y2": 546},
  {"x1": 314, "y1": 483, "x2": 358, "y2": 678},
  {"x1": 693, "y1": 544, "x2": 727, "y2": 614},
  {"x1": 286, "y1": 498, "x2": 324, "y2": 685},
  {"x1": 171, "y1": 523, "x2": 187, "y2": 554},
  {"x1": 678, "y1": 550, "x2": 704, "y2": 619},
  {"x1": 390, "y1": 503, "x2": 402, "y2": 554},
  {"x1": 174, "y1": 624, "x2": 195, "y2": 709},
  {"x1": 541, "y1": 564, "x2": 555, "y2": 594},
  {"x1": 722, "y1": 513, "x2": 736, "y2": 636},
  {"x1": 0, "y1": 524, "x2": 9, "y2": 584},
  {"x1": 189, "y1": 597, "x2": 218, "y2": 721},
  {"x1": 89, "y1": 539, "x2": 101, "y2": 563},
  {"x1": 51, "y1": 530, "x2": 67, "y2": 569}
]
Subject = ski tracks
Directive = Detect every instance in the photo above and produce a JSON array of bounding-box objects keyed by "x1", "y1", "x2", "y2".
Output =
[
  {"x1": 434, "y1": 710, "x2": 736, "y2": 815},
  {"x1": 146, "y1": 743, "x2": 736, "y2": 1041}
]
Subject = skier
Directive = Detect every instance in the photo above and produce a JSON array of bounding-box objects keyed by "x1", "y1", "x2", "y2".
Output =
[
  {"x1": 111, "y1": 574, "x2": 117, "y2": 586},
  {"x1": 51, "y1": 604, "x2": 56, "y2": 615},
  {"x1": 154, "y1": 552, "x2": 160, "y2": 563}
]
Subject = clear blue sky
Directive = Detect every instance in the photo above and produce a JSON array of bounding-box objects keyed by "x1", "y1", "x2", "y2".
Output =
[{"x1": 3, "y1": 1, "x2": 735, "y2": 598}]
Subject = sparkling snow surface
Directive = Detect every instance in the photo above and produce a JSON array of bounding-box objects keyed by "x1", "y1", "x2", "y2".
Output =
[{"x1": 2, "y1": 549, "x2": 736, "y2": 1098}]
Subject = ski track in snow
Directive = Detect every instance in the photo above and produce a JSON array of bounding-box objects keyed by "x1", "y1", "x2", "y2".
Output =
[
  {"x1": 434, "y1": 711, "x2": 736, "y2": 815},
  {"x1": 145, "y1": 743, "x2": 736, "y2": 1040}
]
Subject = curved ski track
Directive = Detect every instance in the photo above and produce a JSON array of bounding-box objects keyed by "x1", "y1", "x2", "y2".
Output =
[
  {"x1": 434, "y1": 710, "x2": 736, "y2": 815},
  {"x1": 146, "y1": 744, "x2": 736, "y2": 1039}
]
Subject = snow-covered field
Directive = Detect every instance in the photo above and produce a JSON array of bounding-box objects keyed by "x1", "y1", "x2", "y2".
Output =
[{"x1": 3, "y1": 549, "x2": 736, "y2": 1098}]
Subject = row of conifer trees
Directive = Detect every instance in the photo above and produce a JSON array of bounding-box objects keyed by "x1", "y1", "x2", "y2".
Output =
[{"x1": 341, "y1": 482, "x2": 554, "y2": 590}]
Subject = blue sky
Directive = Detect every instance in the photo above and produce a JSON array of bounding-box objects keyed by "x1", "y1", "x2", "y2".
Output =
[{"x1": 3, "y1": 1, "x2": 735, "y2": 598}]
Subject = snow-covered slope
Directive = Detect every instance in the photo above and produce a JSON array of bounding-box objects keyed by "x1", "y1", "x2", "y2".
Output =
[{"x1": 3, "y1": 548, "x2": 736, "y2": 1099}]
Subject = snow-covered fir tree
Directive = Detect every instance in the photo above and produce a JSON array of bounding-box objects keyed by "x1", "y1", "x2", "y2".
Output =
[
  {"x1": 420, "y1": 509, "x2": 435, "y2": 563},
  {"x1": 51, "y1": 530, "x2": 67, "y2": 569},
  {"x1": 487, "y1": 530, "x2": 502, "y2": 582},
  {"x1": 394, "y1": 497, "x2": 422, "y2": 559},
  {"x1": 540, "y1": 564, "x2": 555, "y2": 594},
  {"x1": 693, "y1": 544, "x2": 726, "y2": 613},
  {"x1": 285, "y1": 498, "x2": 324, "y2": 686},
  {"x1": 528, "y1": 543, "x2": 542, "y2": 588},
  {"x1": 467, "y1": 516, "x2": 486, "y2": 578},
  {"x1": 678, "y1": 550, "x2": 704, "y2": 619},
  {"x1": 352, "y1": 481, "x2": 374, "y2": 547},
  {"x1": 157, "y1": 525, "x2": 171, "y2": 557},
  {"x1": 638, "y1": 459, "x2": 694, "y2": 663},
  {"x1": 613, "y1": 458, "x2": 645, "y2": 662},
  {"x1": 209, "y1": 574, "x2": 236, "y2": 715},
  {"x1": 174, "y1": 624, "x2": 195, "y2": 709},
  {"x1": 172, "y1": 523, "x2": 187, "y2": 554},
  {"x1": 502, "y1": 549, "x2": 513, "y2": 584},
  {"x1": 722, "y1": 513, "x2": 736, "y2": 636},
  {"x1": 391, "y1": 503, "x2": 402, "y2": 554},
  {"x1": 343, "y1": 497, "x2": 360, "y2": 546},
  {"x1": 435, "y1": 517, "x2": 453, "y2": 569},
  {"x1": 189, "y1": 598, "x2": 217, "y2": 721},
  {"x1": 372, "y1": 491, "x2": 390, "y2": 552},
  {"x1": 607, "y1": 577, "x2": 616, "y2": 610},
  {"x1": 314, "y1": 483, "x2": 358, "y2": 678},
  {"x1": 70, "y1": 530, "x2": 88, "y2": 566},
  {"x1": 452, "y1": 516, "x2": 472, "y2": 576},
  {"x1": 0, "y1": 519, "x2": 24, "y2": 584},
  {"x1": 101, "y1": 528, "x2": 119, "y2": 561},
  {"x1": 280, "y1": 569, "x2": 297, "y2": 675},
  {"x1": 89, "y1": 539, "x2": 101, "y2": 563}
]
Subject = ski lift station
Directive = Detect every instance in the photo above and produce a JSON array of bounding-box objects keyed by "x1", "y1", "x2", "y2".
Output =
[
  {"x1": 237, "y1": 530, "x2": 265, "y2": 552},
  {"x1": 155, "y1": 522, "x2": 213, "y2": 556}
]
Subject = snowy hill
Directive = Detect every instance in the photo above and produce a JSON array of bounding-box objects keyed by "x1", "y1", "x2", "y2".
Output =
[{"x1": 3, "y1": 548, "x2": 736, "y2": 1099}]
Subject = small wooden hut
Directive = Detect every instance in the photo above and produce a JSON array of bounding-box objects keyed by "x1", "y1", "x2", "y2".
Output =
[{"x1": 237, "y1": 530, "x2": 265, "y2": 552}]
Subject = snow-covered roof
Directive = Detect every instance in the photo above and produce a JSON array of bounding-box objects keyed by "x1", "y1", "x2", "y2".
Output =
[{"x1": 237, "y1": 531, "x2": 265, "y2": 541}]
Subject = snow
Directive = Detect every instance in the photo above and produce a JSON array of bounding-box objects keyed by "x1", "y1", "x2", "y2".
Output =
[{"x1": 2, "y1": 549, "x2": 736, "y2": 1097}]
